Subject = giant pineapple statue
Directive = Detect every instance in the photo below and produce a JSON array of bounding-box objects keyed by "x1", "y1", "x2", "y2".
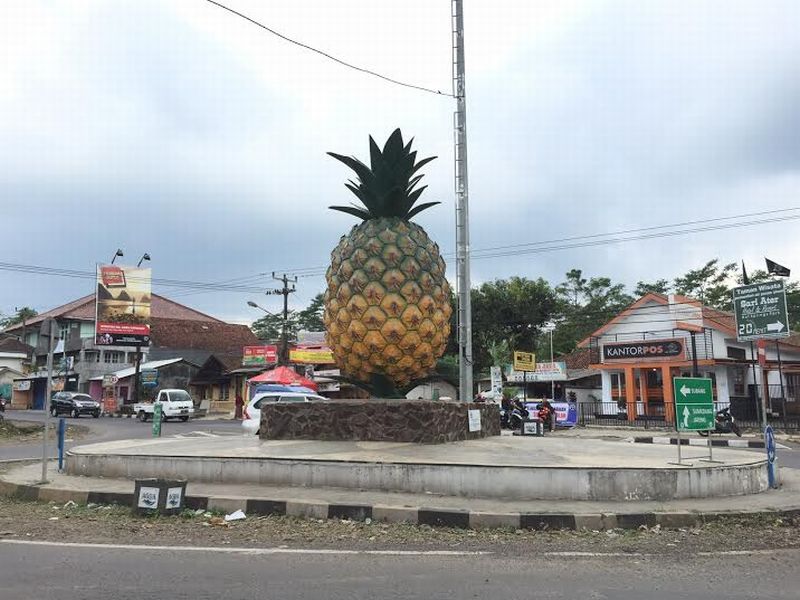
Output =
[{"x1": 323, "y1": 129, "x2": 452, "y2": 392}]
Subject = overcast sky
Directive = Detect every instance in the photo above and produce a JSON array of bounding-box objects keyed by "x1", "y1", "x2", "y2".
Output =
[{"x1": 2, "y1": 0, "x2": 799, "y2": 325}]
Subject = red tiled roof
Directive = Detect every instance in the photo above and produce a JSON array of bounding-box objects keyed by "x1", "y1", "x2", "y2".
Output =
[
  {"x1": 4, "y1": 293, "x2": 224, "y2": 332},
  {"x1": 149, "y1": 318, "x2": 258, "y2": 354},
  {"x1": 560, "y1": 347, "x2": 593, "y2": 370}
]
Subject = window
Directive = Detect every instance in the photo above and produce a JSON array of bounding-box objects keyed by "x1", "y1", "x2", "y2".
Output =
[
  {"x1": 103, "y1": 351, "x2": 125, "y2": 364},
  {"x1": 278, "y1": 396, "x2": 306, "y2": 403},
  {"x1": 59, "y1": 323, "x2": 70, "y2": 342},
  {"x1": 84, "y1": 351, "x2": 100, "y2": 363}
]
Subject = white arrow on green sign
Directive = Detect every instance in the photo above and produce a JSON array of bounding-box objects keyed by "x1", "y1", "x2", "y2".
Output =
[
  {"x1": 673, "y1": 377, "x2": 715, "y2": 431},
  {"x1": 732, "y1": 281, "x2": 790, "y2": 342}
]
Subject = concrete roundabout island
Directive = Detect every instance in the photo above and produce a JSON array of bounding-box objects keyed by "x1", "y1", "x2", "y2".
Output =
[{"x1": 65, "y1": 434, "x2": 768, "y2": 502}]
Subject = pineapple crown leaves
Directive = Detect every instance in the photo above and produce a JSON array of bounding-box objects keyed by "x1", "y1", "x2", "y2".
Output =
[{"x1": 328, "y1": 128, "x2": 439, "y2": 221}]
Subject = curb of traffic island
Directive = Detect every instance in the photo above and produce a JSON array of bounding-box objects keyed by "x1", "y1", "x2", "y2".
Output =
[
  {"x1": 633, "y1": 436, "x2": 788, "y2": 449},
  {"x1": 2, "y1": 480, "x2": 800, "y2": 531}
]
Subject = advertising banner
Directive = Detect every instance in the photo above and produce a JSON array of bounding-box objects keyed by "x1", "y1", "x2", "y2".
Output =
[
  {"x1": 524, "y1": 401, "x2": 577, "y2": 427},
  {"x1": 243, "y1": 345, "x2": 278, "y2": 366},
  {"x1": 289, "y1": 347, "x2": 336, "y2": 364},
  {"x1": 505, "y1": 362, "x2": 567, "y2": 383},
  {"x1": 95, "y1": 265, "x2": 151, "y2": 347},
  {"x1": 140, "y1": 369, "x2": 159, "y2": 387}
]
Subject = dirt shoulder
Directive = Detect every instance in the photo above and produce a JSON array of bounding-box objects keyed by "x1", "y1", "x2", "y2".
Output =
[
  {"x1": 0, "y1": 420, "x2": 89, "y2": 446},
  {"x1": 0, "y1": 496, "x2": 798, "y2": 557}
]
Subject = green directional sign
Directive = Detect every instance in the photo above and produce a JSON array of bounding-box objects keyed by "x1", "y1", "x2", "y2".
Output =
[
  {"x1": 733, "y1": 281, "x2": 790, "y2": 342},
  {"x1": 674, "y1": 377, "x2": 715, "y2": 431}
]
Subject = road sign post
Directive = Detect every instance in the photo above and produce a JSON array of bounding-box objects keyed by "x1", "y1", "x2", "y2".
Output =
[
  {"x1": 513, "y1": 351, "x2": 536, "y2": 403},
  {"x1": 733, "y1": 281, "x2": 790, "y2": 342},
  {"x1": 733, "y1": 281, "x2": 790, "y2": 436},
  {"x1": 671, "y1": 377, "x2": 716, "y2": 465},
  {"x1": 152, "y1": 402, "x2": 162, "y2": 438},
  {"x1": 765, "y1": 425, "x2": 778, "y2": 488}
]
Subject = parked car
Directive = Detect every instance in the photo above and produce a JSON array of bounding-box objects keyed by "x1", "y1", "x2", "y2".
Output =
[
  {"x1": 50, "y1": 392, "x2": 100, "y2": 418},
  {"x1": 134, "y1": 389, "x2": 195, "y2": 422},
  {"x1": 242, "y1": 391, "x2": 328, "y2": 435}
]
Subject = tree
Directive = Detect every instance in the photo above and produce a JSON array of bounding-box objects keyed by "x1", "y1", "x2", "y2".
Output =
[
  {"x1": 634, "y1": 279, "x2": 671, "y2": 296},
  {"x1": 471, "y1": 277, "x2": 558, "y2": 374},
  {"x1": 551, "y1": 270, "x2": 633, "y2": 355},
  {"x1": 251, "y1": 311, "x2": 297, "y2": 342},
  {"x1": 296, "y1": 293, "x2": 325, "y2": 332},
  {"x1": 673, "y1": 259, "x2": 736, "y2": 310},
  {"x1": 0, "y1": 306, "x2": 38, "y2": 329}
]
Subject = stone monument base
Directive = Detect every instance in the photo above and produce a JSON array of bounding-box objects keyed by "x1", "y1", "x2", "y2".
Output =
[{"x1": 258, "y1": 400, "x2": 500, "y2": 444}]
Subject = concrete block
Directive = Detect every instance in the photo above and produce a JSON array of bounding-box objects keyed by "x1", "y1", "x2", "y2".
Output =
[
  {"x1": 418, "y1": 508, "x2": 470, "y2": 529},
  {"x1": 328, "y1": 504, "x2": 372, "y2": 521},
  {"x1": 574, "y1": 513, "x2": 606, "y2": 531},
  {"x1": 599, "y1": 513, "x2": 618, "y2": 529},
  {"x1": 469, "y1": 511, "x2": 520, "y2": 530},
  {"x1": 86, "y1": 491, "x2": 133, "y2": 506},
  {"x1": 655, "y1": 512, "x2": 701, "y2": 529},
  {"x1": 0, "y1": 481, "x2": 20, "y2": 497},
  {"x1": 520, "y1": 513, "x2": 577, "y2": 530},
  {"x1": 246, "y1": 499, "x2": 286, "y2": 516},
  {"x1": 207, "y1": 497, "x2": 247, "y2": 515},
  {"x1": 38, "y1": 488, "x2": 89, "y2": 505},
  {"x1": 616, "y1": 513, "x2": 657, "y2": 529},
  {"x1": 286, "y1": 500, "x2": 328, "y2": 520},
  {"x1": 371, "y1": 505, "x2": 418, "y2": 524}
]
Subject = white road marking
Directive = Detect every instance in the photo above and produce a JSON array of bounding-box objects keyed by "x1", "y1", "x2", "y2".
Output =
[
  {"x1": 3, "y1": 539, "x2": 798, "y2": 558},
  {"x1": 0, "y1": 539, "x2": 489, "y2": 556}
]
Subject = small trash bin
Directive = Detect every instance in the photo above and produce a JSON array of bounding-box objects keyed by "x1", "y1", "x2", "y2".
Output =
[
  {"x1": 520, "y1": 418, "x2": 544, "y2": 436},
  {"x1": 133, "y1": 478, "x2": 187, "y2": 515}
]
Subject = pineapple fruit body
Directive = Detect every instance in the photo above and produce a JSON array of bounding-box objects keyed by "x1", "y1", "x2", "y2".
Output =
[{"x1": 324, "y1": 217, "x2": 451, "y2": 389}]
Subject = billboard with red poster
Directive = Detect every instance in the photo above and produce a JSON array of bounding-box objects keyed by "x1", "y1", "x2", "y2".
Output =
[
  {"x1": 95, "y1": 265, "x2": 152, "y2": 347},
  {"x1": 243, "y1": 345, "x2": 278, "y2": 366}
]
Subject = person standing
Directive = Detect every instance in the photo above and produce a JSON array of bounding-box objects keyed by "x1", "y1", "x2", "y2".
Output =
[{"x1": 234, "y1": 393, "x2": 244, "y2": 420}]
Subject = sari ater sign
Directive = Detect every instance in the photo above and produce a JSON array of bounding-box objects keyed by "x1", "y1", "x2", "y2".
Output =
[{"x1": 95, "y1": 265, "x2": 152, "y2": 347}]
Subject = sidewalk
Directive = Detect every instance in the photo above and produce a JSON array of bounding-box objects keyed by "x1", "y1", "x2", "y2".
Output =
[{"x1": 2, "y1": 461, "x2": 798, "y2": 531}]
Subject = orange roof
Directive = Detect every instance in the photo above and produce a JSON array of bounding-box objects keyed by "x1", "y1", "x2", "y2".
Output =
[{"x1": 578, "y1": 292, "x2": 799, "y2": 349}]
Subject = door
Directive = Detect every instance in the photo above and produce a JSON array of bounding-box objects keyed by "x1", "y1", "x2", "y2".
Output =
[{"x1": 32, "y1": 379, "x2": 46, "y2": 410}]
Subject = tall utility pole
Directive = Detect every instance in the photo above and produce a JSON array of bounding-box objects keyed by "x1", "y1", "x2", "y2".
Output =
[
  {"x1": 271, "y1": 272, "x2": 297, "y2": 365},
  {"x1": 452, "y1": 0, "x2": 473, "y2": 401},
  {"x1": 40, "y1": 318, "x2": 57, "y2": 483}
]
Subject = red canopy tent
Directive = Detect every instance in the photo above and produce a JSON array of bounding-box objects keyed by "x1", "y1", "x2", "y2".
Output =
[{"x1": 247, "y1": 366, "x2": 318, "y2": 391}]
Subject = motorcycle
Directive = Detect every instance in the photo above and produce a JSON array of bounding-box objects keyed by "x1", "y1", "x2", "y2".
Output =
[
  {"x1": 507, "y1": 404, "x2": 529, "y2": 430},
  {"x1": 698, "y1": 407, "x2": 741, "y2": 437},
  {"x1": 0, "y1": 397, "x2": 6, "y2": 419}
]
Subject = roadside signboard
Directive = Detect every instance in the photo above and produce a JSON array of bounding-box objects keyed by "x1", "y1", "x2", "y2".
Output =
[
  {"x1": 289, "y1": 347, "x2": 335, "y2": 364},
  {"x1": 490, "y1": 366, "x2": 503, "y2": 398},
  {"x1": 102, "y1": 374, "x2": 118, "y2": 388},
  {"x1": 732, "y1": 281, "x2": 790, "y2": 342},
  {"x1": 674, "y1": 377, "x2": 715, "y2": 431},
  {"x1": 140, "y1": 369, "x2": 158, "y2": 387},
  {"x1": 513, "y1": 351, "x2": 536, "y2": 372},
  {"x1": 243, "y1": 345, "x2": 278, "y2": 366},
  {"x1": 95, "y1": 265, "x2": 152, "y2": 347}
]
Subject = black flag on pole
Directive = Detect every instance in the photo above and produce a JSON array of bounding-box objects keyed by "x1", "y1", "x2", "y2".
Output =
[
  {"x1": 741, "y1": 261, "x2": 750, "y2": 285},
  {"x1": 765, "y1": 258, "x2": 790, "y2": 277}
]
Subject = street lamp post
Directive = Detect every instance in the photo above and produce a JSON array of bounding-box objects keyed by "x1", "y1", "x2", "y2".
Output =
[{"x1": 110, "y1": 249, "x2": 124, "y2": 264}]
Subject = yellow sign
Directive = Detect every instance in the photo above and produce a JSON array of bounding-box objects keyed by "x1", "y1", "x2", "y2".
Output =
[
  {"x1": 289, "y1": 348, "x2": 335, "y2": 364},
  {"x1": 513, "y1": 351, "x2": 536, "y2": 372}
]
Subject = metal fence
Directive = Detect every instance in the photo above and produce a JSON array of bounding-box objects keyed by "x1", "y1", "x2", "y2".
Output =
[{"x1": 578, "y1": 398, "x2": 800, "y2": 431}]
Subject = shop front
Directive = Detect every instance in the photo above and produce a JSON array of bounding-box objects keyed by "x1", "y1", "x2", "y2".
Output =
[{"x1": 580, "y1": 293, "x2": 800, "y2": 426}]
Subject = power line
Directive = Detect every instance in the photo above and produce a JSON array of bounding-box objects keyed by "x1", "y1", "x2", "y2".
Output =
[
  {"x1": 0, "y1": 208, "x2": 795, "y2": 294},
  {"x1": 204, "y1": 0, "x2": 453, "y2": 98}
]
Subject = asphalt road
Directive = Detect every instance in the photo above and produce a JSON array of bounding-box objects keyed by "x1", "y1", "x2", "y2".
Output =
[
  {"x1": 0, "y1": 410, "x2": 243, "y2": 460},
  {"x1": 0, "y1": 541, "x2": 797, "y2": 600}
]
